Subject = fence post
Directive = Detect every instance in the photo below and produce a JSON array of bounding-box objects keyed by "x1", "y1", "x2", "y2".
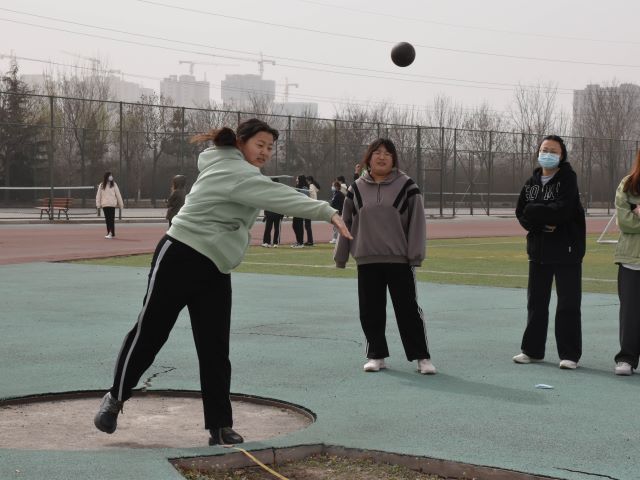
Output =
[
  {"x1": 286, "y1": 115, "x2": 292, "y2": 170},
  {"x1": 608, "y1": 138, "x2": 614, "y2": 215},
  {"x1": 333, "y1": 119, "x2": 338, "y2": 181},
  {"x1": 118, "y1": 102, "x2": 123, "y2": 183},
  {"x1": 469, "y1": 152, "x2": 474, "y2": 215},
  {"x1": 416, "y1": 125, "x2": 422, "y2": 199},
  {"x1": 487, "y1": 130, "x2": 493, "y2": 216},
  {"x1": 180, "y1": 107, "x2": 186, "y2": 172},
  {"x1": 125, "y1": 130, "x2": 129, "y2": 207},
  {"x1": 439, "y1": 126, "x2": 445, "y2": 217},
  {"x1": 80, "y1": 128, "x2": 86, "y2": 208},
  {"x1": 452, "y1": 128, "x2": 457, "y2": 217},
  {"x1": 48, "y1": 95, "x2": 55, "y2": 220}
]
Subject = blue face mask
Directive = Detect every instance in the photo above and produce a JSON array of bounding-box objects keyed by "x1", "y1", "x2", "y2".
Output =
[{"x1": 538, "y1": 152, "x2": 560, "y2": 169}]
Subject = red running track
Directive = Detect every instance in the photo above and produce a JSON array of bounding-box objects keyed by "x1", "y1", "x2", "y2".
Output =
[{"x1": 0, "y1": 216, "x2": 615, "y2": 265}]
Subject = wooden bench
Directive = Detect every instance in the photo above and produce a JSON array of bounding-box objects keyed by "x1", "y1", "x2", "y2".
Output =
[{"x1": 36, "y1": 197, "x2": 73, "y2": 220}]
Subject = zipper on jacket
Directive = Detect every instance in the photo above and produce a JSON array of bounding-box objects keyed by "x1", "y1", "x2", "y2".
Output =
[{"x1": 377, "y1": 184, "x2": 381, "y2": 204}]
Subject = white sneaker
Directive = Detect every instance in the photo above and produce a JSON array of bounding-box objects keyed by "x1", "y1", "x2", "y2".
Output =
[
  {"x1": 363, "y1": 359, "x2": 386, "y2": 372},
  {"x1": 417, "y1": 359, "x2": 437, "y2": 375},
  {"x1": 329, "y1": 238, "x2": 337, "y2": 244},
  {"x1": 104, "y1": 233, "x2": 112, "y2": 239},
  {"x1": 512, "y1": 353, "x2": 542, "y2": 364},
  {"x1": 271, "y1": 244, "x2": 278, "y2": 248},
  {"x1": 559, "y1": 359, "x2": 578, "y2": 369},
  {"x1": 615, "y1": 362, "x2": 633, "y2": 376},
  {"x1": 291, "y1": 243, "x2": 304, "y2": 248}
]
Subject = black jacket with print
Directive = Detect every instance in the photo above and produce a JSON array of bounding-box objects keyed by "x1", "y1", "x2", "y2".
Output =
[{"x1": 515, "y1": 161, "x2": 585, "y2": 264}]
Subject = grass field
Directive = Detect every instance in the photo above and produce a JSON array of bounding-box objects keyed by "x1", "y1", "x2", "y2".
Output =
[{"x1": 75, "y1": 235, "x2": 620, "y2": 294}]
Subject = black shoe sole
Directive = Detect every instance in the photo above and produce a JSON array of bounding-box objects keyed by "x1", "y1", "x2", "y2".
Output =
[{"x1": 94, "y1": 415, "x2": 116, "y2": 434}]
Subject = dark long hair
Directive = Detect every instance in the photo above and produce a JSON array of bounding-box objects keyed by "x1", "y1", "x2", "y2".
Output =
[
  {"x1": 624, "y1": 150, "x2": 640, "y2": 196},
  {"x1": 362, "y1": 138, "x2": 399, "y2": 171},
  {"x1": 306, "y1": 175, "x2": 320, "y2": 190},
  {"x1": 538, "y1": 135, "x2": 568, "y2": 163},
  {"x1": 189, "y1": 118, "x2": 279, "y2": 147},
  {"x1": 101, "y1": 171, "x2": 114, "y2": 189},
  {"x1": 296, "y1": 175, "x2": 309, "y2": 189}
]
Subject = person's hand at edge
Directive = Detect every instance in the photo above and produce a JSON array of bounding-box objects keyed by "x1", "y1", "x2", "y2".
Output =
[{"x1": 331, "y1": 213, "x2": 352, "y2": 240}]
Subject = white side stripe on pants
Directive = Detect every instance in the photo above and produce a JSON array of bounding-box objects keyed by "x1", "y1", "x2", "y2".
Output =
[{"x1": 115, "y1": 239, "x2": 172, "y2": 401}]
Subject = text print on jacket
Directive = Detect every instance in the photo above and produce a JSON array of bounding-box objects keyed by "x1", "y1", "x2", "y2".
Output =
[
  {"x1": 334, "y1": 169, "x2": 426, "y2": 267},
  {"x1": 515, "y1": 161, "x2": 585, "y2": 264}
]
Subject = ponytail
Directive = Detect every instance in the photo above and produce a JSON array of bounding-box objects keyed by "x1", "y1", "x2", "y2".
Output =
[
  {"x1": 190, "y1": 127, "x2": 237, "y2": 147},
  {"x1": 189, "y1": 119, "x2": 279, "y2": 147}
]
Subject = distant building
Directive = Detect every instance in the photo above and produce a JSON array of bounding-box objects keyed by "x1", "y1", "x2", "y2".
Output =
[
  {"x1": 221, "y1": 74, "x2": 275, "y2": 108},
  {"x1": 573, "y1": 83, "x2": 640, "y2": 136},
  {"x1": 160, "y1": 74, "x2": 210, "y2": 107},
  {"x1": 106, "y1": 76, "x2": 154, "y2": 103}
]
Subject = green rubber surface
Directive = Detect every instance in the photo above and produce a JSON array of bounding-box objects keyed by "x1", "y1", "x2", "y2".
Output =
[{"x1": 0, "y1": 262, "x2": 635, "y2": 480}]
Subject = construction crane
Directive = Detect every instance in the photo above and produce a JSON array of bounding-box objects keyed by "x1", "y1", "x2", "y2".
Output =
[
  {"x1": 178, "y1": 60, "x2": 239, "y2": 76},
  {"x1": 282, "y1": 77, "x2": 299, "y2": 102},
  {"x1": 257, "y1": 52, "x2": 276, "y2": 77},
  {"x1": 60, "y1": 51, "x2": 101, "y2": 72},
  {"x1": 179, "y1": 52, "x2": 275, "y2": 78}
]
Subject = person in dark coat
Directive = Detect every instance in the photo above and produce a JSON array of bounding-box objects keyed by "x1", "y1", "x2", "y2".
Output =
[
  {"x1": 166, "y1": 175, "x2": 187, "y2": 225},
  {"x1": 329, "y1": 180, "x2": 345, "y2": 244},
  {"x1": 513, "y1": 134, "x2": 585, "y2": 370}
]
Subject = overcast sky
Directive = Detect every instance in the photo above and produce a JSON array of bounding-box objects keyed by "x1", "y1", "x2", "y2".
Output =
[{"x1": 1, "y1": 0, "x2": 639, "y2": 118}]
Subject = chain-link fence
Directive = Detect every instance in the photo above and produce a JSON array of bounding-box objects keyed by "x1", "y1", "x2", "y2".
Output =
[{"x1": 1, "y1": 91, "x2": 639, "y2": 216}]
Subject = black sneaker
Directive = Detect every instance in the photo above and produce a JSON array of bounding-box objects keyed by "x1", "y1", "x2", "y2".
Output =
[
  {"x1": 208, "y1": 427, "x2": 244, "y2": 445},
  {"x1": 94, "y1": 392, "x2": 123, "y2": 434}
]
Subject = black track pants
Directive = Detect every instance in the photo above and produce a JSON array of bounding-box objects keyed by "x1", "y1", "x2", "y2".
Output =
[
  {"x1": 521, "y1": 262, "x2": 582, "y2": 362},
  {"x1": 109, "y1": 235, "x2": 233, "y2": 429},
  {"x1": 357, "y1": 263, "x2": 430, "y2": 361},
  {"x1": 103, "y1": 207, "x2": 116, "y2": 236},
  {"x1": 263, "y1": 217, "x2": 282, "y2": 245},
  {"x1": 292, "y1": 218, "x2": 304, "y2": 244},
  {"x1": 615, "y1": 265, "x2": 640, "y2": 369}
]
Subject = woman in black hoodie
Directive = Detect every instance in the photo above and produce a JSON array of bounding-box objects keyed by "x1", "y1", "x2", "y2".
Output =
[{"x1": 514, "y1": 135, "x2": 585, "y2": 370}]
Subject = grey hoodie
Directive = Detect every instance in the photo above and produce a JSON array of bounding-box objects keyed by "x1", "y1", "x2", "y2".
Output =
[{"x1": 334, "y1": 169, "x2": 426, "y2": 267}]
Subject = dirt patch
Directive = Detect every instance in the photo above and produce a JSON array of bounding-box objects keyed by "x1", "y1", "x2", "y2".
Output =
[
  {"x1": 0, "y1": 392, "x2": 312, "y2": 450},
  {"x1": 179, "y1": 455, "x2": 451, "y2": 480}
]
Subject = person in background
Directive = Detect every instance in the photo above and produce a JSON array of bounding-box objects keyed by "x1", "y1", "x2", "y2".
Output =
[
  {"x1": 329, "y1": 180, "x2": 345, "y2": 244},
  {"x1": 353, "y1": 163, "x2": 363, "y2": 181},
  {"x1": 337, "y1": 175, "x2": 348, "y2": 196},
  {"x1": 613, "y1": 149, "x2": 640, "y2": 376},
  {"x1": 291, "y1": 175, "x2": 310, "y2": 248},
  {"x1": 96, "y1": 171, "x2": 124, "y2": 239},
  {"x1": 335, "y1": 138, "x2": 435, "y2": 375},
  {"x1": 305, "y1": 176, "x2": 321, "y2": 246},
  {"x1": 93, "y1": 118, "x2": 351, "y2": 446},
  {"x1": 513, "y1": 135, "x2": 585, "y2": 370},
  {"x1": 262, "y1": 178, "x2": 284, "y2": 247},
  {"x1": 166, "y1": 175, "x2": 187, "y2": 226}
]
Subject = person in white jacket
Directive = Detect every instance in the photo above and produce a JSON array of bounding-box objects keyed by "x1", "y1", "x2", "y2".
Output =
[{"x1": 96, "y1": 171, "x2": 124, "y2": 238}]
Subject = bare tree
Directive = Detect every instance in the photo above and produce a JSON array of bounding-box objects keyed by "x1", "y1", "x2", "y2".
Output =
[
  {"x1": 48, "y1": 57, "x2": 113, "y2": 187},
  {"x1": 137, "y1": 92, "x2": 174, "y2": 206},
  {"x1": 573, "y1": 80, "x2": 640, "y2": 200}
]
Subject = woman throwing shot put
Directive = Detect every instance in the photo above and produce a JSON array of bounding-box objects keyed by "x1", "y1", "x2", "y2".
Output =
[{"x1": 94, "y1": 118, "x2": 351, "y2": 446}]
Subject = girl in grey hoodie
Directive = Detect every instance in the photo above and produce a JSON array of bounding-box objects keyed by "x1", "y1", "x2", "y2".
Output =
[{"x1": 334, "y1": 139, "x2": 435, "y2": 375}]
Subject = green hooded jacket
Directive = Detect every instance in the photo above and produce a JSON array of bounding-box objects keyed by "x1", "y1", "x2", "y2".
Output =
[
  {"x1": 614, "y1": 176, "x2": 640, "y2": 265},
  {"x1": 168, "y1": 146, "x2": 336, "y2": 273}
]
